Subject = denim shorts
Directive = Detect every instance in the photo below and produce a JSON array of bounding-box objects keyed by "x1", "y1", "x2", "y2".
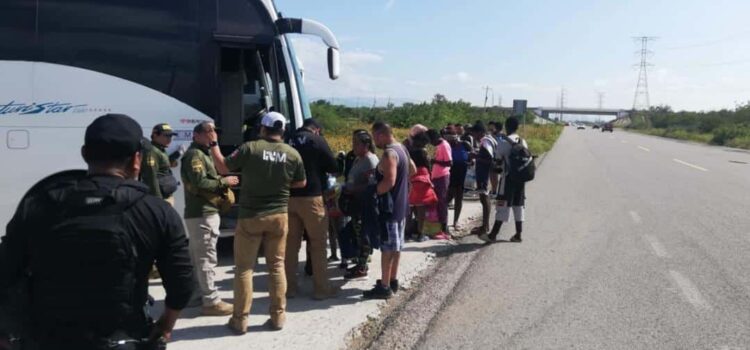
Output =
[{"x1": 381, "y1": 219, "x2": 406, "y2": 252}]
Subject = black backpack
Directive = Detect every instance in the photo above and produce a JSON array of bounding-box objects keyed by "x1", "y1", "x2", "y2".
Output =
[
  {"x1": 503, "y1": 136, "x2": 536, "y2": 183},
  {"x1": 30, "y1": 179, "x2": 145, "y2": 335}
]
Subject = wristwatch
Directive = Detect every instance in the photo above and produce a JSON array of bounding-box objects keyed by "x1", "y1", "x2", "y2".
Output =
[{"x1": 208, "y1": 141, "x2": 218, "y2": 148}]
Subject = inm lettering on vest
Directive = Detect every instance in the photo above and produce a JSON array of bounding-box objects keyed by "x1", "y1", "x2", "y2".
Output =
[{"x1": 262, "y1": 150, "x2": 288, "y2": 163}]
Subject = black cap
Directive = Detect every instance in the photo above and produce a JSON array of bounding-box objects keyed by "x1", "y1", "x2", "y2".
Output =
[
  {"x1": 302, "y1": 118, "x2": 322, "y2": 130},
  {"x1": 84, "y1": 114, "x2": 144, "y2": 160},
  {"x1": 153, "y1": 123, "x2": 176, "y2": 136}
]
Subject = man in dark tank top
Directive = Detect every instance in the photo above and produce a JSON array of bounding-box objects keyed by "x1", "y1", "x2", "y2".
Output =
[{"x1": 364, "y1": 122, "x2": 416, "y2": 299}]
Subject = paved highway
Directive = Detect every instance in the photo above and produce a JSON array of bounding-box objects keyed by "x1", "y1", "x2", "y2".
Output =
[{"x1": 417, "y1": 128, "x2": 750, "y2": 349}]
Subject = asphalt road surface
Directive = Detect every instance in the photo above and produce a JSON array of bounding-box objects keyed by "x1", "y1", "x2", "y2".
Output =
[{"x1": 417, "y1": 128, "x2": 750, "y2": 349}]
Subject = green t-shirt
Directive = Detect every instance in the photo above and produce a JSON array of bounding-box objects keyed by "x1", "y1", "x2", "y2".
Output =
[{"x1": 225, "y1": 139, "x2": 306, "y2": 219}]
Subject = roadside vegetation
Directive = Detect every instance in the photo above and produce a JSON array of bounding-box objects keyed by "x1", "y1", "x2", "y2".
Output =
[
  {"x1": 311, "y1": 95, "x2": 562, "y2": 156},
  {"x1": 626, "y1": 103, "x2": 750, "y2": 149}
]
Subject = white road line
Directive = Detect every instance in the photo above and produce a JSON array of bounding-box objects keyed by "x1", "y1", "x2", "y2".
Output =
[
  {"x1": 643, "y1": 234, "x2": 669, "y2": 258},
  {"x1": 638, "y1": 146, "x2": 651, "y2": 152},
  {"x1": 629, "y1": 211, "x2": 642, "y2": 224},
  {"x1": 673, "y1": 158, "x2": 708, "y2": 172},
  {"x1": 669, "y1": 270, "x2": 710, "y2": 310}
]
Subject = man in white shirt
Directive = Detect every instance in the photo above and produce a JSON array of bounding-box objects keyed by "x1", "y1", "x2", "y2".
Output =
[{"x1": 481, "y1": 117, "x2": 528, "y2": 243}]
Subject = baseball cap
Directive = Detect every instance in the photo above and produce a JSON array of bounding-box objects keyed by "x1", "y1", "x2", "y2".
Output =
[
  {"x1": 153, "y1": 123, "x2": 176, "y2": 136},
  {"x1": 261, "y1": 111, "x2": 287, "y2": 130},
  {"x1": 84, "y1": 114, "x2": 144, "y2": 160}
]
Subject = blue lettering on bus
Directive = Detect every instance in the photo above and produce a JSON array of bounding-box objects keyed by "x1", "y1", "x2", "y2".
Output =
[{"x1": 0, "y1": 101, "x2": 88, "y2": 115}]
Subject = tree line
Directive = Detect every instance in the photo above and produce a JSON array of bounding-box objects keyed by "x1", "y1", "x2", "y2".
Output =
[{"x1": 628, "y1": 103, "x2": 750, "y2": 149}]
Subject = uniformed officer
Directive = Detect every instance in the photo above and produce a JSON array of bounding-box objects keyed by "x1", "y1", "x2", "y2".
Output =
[
  {"x1": 180, "y1": 121, "x2": 238, "y2": 316},
  {"x1": 210, "y1": 112, "x2": 306, "y2": 333},
  {"x1": 0, "y1": 114, "x2": 194, "y2": 349},
  {"x1": 141, "y1": 123, "x2": 179, "y2": 205}
]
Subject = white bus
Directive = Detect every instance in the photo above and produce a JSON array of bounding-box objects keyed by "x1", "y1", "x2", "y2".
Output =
[{"x1": 0, "y1": 0, "x2": 340, "y2": 236}]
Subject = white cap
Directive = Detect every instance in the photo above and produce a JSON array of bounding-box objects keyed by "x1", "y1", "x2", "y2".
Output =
[{"x1": 261, "y1": 111, "x2": 287, "y2": 130}]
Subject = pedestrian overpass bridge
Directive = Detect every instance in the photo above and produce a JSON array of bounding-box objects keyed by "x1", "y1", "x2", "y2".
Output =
[
  {"x1": 499, "y1": 106, "x2": 631, "y2": 121},
  {"x1": 531, "y1": 107, "x2": 631, "y2": 120}
]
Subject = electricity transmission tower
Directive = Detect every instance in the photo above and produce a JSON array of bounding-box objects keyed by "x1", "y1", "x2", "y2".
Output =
[
  {"x1": 558, "y1": 87, "x2": 566, "y2": 121},
  {"x1": 596, "y1": 91, "x2": 605, "y2": 109},
  {"x1": 483, "y1": 86, "x2": 494, "y2": 109},
  {"x1": 632, "y1": 36, "x2": 657, "y2": 111}
]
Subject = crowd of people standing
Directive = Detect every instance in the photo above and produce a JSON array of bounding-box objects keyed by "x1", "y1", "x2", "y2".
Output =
[{"x1": 0, "y1": 111, "x2": 532, "y2": 348}]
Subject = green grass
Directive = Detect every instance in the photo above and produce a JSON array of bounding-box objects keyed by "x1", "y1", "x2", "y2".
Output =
[
  {"x1": 634, "y1": 128, "x2": 713, "y2": 144},
  {"x1": 521, "y1": 125, "x2": 563, "y2": 156}
]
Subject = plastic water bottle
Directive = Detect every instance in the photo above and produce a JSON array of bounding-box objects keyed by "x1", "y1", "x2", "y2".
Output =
[{"x1": 327, "y1": 175, "x2": 337, "y2": 191}]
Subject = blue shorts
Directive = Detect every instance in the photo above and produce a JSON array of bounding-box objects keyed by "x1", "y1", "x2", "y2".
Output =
[{"x1": 381, "y1": 219, "x2": 406, "y2": 252}]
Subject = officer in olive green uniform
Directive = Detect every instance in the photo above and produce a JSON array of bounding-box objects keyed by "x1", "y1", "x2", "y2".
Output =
[
  {"x1": 209, "y1": 112, "x2": 306, "y2": 333},
  {"x1": 180, "y1": 121, "x2": 239, "y2": 317},
  {"x1": 141, "y1": 123, "x2": 178, "y2": 205}
]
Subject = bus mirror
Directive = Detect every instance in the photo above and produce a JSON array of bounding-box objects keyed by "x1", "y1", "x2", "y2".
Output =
[{"x1": 328, "y1": 47, "x2": 340, "y2": 80}]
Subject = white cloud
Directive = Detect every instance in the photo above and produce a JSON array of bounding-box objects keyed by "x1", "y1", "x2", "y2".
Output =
[
  {"x1": 441, "y1": 72, "x2": 471, "y2": 83},
  {"x1": 290, "y1": 36, "x2": 389, "y2": 98},
  {"x1": 347, "y1": 51, "x2": 384, "y2": 65}
]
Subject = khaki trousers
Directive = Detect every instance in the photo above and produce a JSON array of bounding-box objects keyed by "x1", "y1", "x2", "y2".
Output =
[
  {"x1": 185, "y1": 214, "x2": 221, "y2": 306},
  {"x1": 286, "y1": 196, "x2": 331, "y2": 298},
  {"x1": 233, "y1": 214, "x2": 288, "y2": 324}
]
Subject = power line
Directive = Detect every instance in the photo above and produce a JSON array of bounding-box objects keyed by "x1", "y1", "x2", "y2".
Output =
[{"x1": 632, "y1": 36, "x2": 657, "y2": 111}]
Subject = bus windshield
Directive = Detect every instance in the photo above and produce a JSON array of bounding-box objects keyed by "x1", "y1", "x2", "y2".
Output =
[{"x1": 286, "y1": 37, "x2": 312, "y2": 120}]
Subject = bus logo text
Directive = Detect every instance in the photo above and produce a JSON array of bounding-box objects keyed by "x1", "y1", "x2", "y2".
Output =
[{"x1": 0, "y1": 101, "x2": 88, "y2": 115}]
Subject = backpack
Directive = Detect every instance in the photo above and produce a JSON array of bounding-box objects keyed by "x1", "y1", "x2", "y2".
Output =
[
  {"x1": 30, "y1": 179, "x2": 145, "y2": 336},
  {"x1": 503, "y1": 135, "x2": 536, "y2": 183}
]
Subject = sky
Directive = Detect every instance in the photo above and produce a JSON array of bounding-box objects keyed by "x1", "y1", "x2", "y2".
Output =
[{"x1": 277, "y1": 0, "x2": 750, "y2": 112}]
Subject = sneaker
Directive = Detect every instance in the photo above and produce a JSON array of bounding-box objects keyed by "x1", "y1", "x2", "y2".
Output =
[
  {"x1": 376, "y1": 279, "x2": 399, "y2": 294},
  {"x1": 434, "y1": 232, "x2": 451, "y2": 240},
  {"x1": 338, "y1": 261, "x2": 349, "y2": 269},
  {"x1": 510, "y1": 233, "x2": 522, "y2": 243},
  {"x1": 344, "y1": 265, "x2": 368, "y2": 279},
  {"x1": 328, "y1": 255, "x2": 340, "y2": 262},
  {"x1": 488, "y1": 232, "x2": 498, "y2": 242},
  {"x1": 416, "y1": 234, "x2": 430, "y2": 242},
  {"x1": 478, "y1": 233, "x2": 491, "y2": 243},
  {"x1": 201, "y1": 301, "x2": 234, "y2": 316},
  {"x1": 363, "y1": 283, "x2": 392, "y2": 299},
  {"x1": 227, "y1": 316, "x2": 248, "y2": 335}
]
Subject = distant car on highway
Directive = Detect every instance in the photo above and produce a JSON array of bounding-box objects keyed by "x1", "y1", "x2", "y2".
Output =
[
  {"x1": 577, "y1": 125, "x2": 586, "y2": 130},
  {"x1": 564, "y1": 122, "x2": 571, "y2": 126},
  {"x1": 602, "y1": 123, "x2": 614, "y2": 132},
  {"x1": 592, "y1": 124, "x2": 600, "y2": 129}
]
